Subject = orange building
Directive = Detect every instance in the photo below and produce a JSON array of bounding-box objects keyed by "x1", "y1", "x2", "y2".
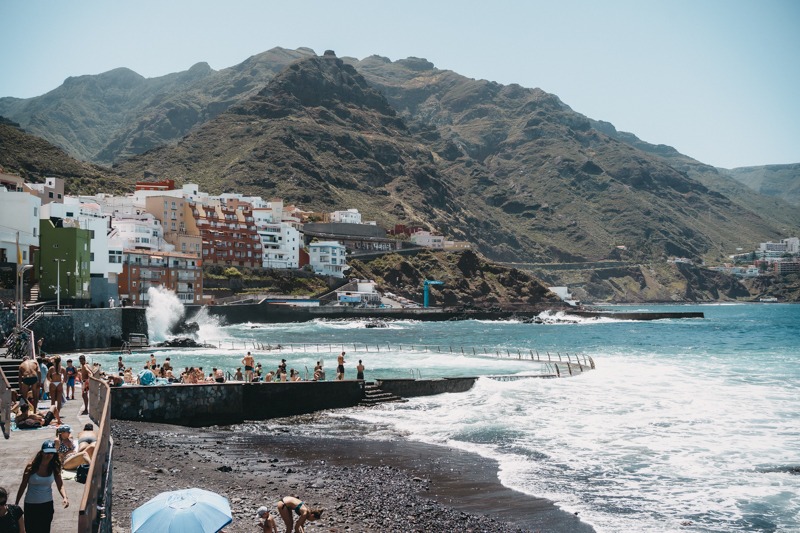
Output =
[
  {"x1": 186, "y1": 201, "x2": 261, "y2": 268},
  {"x1": 119, "y1": 249, "x2": 203, "y2": 305}
]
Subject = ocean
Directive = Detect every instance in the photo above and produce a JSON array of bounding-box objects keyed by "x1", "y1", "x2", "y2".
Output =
[{"x1": 86, "y1": 302, "x2": 800, "y2": 532}]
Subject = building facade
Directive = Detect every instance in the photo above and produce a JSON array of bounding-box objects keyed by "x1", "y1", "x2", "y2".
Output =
[
  {"x1": 118, "y1": 249, "x2": 203, "y2": 305},
  {"x1": 37, "y1": 218, "x2": 92, "y2": 306},
  {"x1": 308, "y1": 241, "x2": 347, "y2": 278}
]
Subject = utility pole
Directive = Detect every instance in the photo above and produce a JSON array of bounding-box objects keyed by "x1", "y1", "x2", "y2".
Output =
[{"x1": 54, "y1": 258, "x2": 65, "y2": 311}]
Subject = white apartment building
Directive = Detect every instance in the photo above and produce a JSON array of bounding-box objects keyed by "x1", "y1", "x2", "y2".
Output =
[
  {"x1": 330, "y1": 209, "x2": 362, "y2": 224},
  {"x1": 253, "y1": 210, "x2": 301, "y2": 269},
  {"x1": 759, "y1": 237, "x2": 800, "y2": 255},
  {"x1": 0, "y1": 182, "x2": 41, "y2": 265},
  {"x1": 109, "y1": 213, "x2": 174, "y2": 253},
  {"x1": 410, "y1": 230, "x2": 445, "y2": 249},
  {"x1": 308, "y1": 241, "x2": 347, "y2": 278},
  {"x1": 42, "y1": 198, "x2": 124, "y2": 305}
]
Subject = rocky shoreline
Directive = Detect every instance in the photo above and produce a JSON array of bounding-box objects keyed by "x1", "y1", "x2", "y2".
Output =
[{"x1": 110, "y1": 418, "x2": 595, "y2": 533}]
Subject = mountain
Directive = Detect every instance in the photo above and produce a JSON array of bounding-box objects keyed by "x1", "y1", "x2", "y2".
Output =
[
  {"x1": 2, "y1": 48, "x2": 799, "y2": 267},
  {"x1": 0, "y1": 119, "x2": 129, "y2": 194},
  {"x1": 720, "y1": 164, "x2": 800, "y2": 207},
  {"x1": 0, "y1": 47, "x2": 316, "y2": 164}
]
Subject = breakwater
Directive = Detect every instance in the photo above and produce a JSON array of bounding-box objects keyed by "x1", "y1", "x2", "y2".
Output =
[
  {"x1": 185, "y1": 300, "x2": 703, "y2": 324},
  {"x1": 110, "y1": 378, "x2": 479, "y2": 426}
]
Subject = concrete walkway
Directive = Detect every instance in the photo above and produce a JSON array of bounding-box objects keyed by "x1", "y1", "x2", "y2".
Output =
[{"x1": 0, "y1": 378, "x2": 92, "y2": 532}]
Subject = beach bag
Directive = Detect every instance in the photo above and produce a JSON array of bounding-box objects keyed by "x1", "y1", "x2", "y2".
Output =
[{"x1": 75, "y1": 463, "x2": 89, "y2": 484}]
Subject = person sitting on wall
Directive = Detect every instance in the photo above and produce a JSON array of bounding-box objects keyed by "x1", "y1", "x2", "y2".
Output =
[{"x1": 138, "y1": 367, "x2": 156, "y2": 386}]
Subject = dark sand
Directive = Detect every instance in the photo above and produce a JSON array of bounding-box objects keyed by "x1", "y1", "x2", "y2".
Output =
[{"x1": 110, "y1": 418, "x2": 595, "y2": 533}]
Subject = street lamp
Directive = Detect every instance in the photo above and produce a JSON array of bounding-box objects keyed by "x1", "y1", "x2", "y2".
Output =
[{"x1": 54, "y1": 258, "x2": 65, "y2": 311}]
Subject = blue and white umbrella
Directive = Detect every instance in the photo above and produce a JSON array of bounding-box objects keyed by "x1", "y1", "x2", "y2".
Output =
[{"x1": 131, "y1": 488, "x2": 233, "y2": 533}]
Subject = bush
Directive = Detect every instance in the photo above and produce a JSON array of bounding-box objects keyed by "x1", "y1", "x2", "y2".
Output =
[{"x1": 223, "y1": 267, "x2": 242, "y2": 278}]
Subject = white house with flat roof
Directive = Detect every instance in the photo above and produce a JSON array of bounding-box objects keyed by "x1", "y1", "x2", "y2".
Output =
[
  {"x1": 410, "y1": 230, "x2": 445, "y2": 249},
  {"x1": 330, "y1": 209, "x2": 362, "y2": 224},
  {"x1": 308, "y1": 241, "x2": 347, "y2": 278},
  {"x1": 0, "y1": 183, "x2": 41, "y2": 266}
]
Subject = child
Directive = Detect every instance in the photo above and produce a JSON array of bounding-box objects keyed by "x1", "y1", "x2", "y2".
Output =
[
  {"x1": 65, "y1": 359, "x2": 77, "y2": 400},
  {"x1": 256, "y1": 506, "x2": 278, "y2": 533}
]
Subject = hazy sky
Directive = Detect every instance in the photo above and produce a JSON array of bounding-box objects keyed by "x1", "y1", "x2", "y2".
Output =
[{"x1": 1, "y1": 0, "x2": 798, "y2": 169}]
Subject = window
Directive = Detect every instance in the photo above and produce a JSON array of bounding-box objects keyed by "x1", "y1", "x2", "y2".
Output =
[
  {"x1": 34, "y1": 207, "x2": 38, "y2": 216},
  {"x1": 90, "y1": 253, "x2": 94, "y2": 261},
  {"x1": 66, "y1": 212, "x2": 74, "y2": 217},
  {"x1": 49, "y1": 192, "x2": 54, "y2": 198}
]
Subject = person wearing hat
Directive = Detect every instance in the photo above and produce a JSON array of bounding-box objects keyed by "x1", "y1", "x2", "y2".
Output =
[
  {"x1": 255, "y1": 506, "x2": 278, "y2": 533},
  {"x1": 15, "y1": 440, "x2": 68, "y2": 533},
  {"x1": 55, "y1": 425, "x2": 91, "y2": 471}
]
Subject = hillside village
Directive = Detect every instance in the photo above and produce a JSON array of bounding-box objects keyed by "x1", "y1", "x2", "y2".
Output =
[{"x1": 0, "y1": 169, "x2": 473, "y2": 309}]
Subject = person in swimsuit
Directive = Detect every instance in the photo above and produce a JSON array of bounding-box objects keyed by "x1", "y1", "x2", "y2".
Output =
[
  {"x1": 64, "y1": 359, "x2": 77, "y2": 400},
  {"x1": 47, "y1": 356, "x2": 65, "y2": 411},
  {"x1": 15, "y1": 440, "x2": 69, "y2": 533},
  {"x1": 78, "y1": 355, "x2": 91, "y2": 415},
  {"x1": 356, "y1": 360, "x2": 365, "y2": 380},
  {"x1": 242, "y1": 352, "x2": 255, "y2": 382},
  {"x1": 18, "y1": 358, "x2": 40, "y2": 408},
  {"x1": 77, "y1": 423, "x2": 97, "y2": 455},
  {"x1": 55, "y1": 425, "x2": 91, "y2": 470},
  {"x1": 336, "y1": 352, "x2": 346, "y2": 381},
  {"x1": 275, "y1": 496, "x2": 323, "y2": 533}
]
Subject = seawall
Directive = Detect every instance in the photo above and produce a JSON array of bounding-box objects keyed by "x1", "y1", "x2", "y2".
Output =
[
  {"x1": 185, "y1": 301, "x2": 565, "y2": 324},
  {"x1": 110, "y1": 377, "x2": 479, "y2": 427},
  {"x1": 184, "y1": 301, "x2": 704, "y2": 325},
  {"x1": 111, "y1": 381, "x2": 365, "y2": 426},
  {"x1": 376, "y1": 377, "x2": 477, "y2": 397},
  {"x1": 29, "y1": 307, "x2": 148, "y2": 353}
]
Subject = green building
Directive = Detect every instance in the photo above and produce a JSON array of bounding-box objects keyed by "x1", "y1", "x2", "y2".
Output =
[{"x1": 37, "y1": 217, "x2": 92, "y2": 307}]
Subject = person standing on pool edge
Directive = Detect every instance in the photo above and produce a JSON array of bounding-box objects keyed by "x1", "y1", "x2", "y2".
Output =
[
  {"x1": 356, "y1": 359, "x2": 365, "y2": 380},
  {"x1": 336, "y1": 351, "x2": 346, "y2": 380}
]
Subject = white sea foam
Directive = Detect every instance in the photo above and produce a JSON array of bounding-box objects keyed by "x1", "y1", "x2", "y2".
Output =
[{"x1": 145, "y1": 286, "x2": 185, "y2": 342}]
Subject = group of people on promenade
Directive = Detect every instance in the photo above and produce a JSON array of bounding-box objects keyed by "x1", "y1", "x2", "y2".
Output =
[
  {"x1": 101, "y1": 351, "x2": 368, "y2": 387},
  {"x1": 18, "y1": 349, "x2": 92, "y2": 417},
  {"x1": 1, "y1": 421, "x2": 98, "y2": 533},
  {"x1": 5, "y1": 348, "x2": 100, "y2": 533}
]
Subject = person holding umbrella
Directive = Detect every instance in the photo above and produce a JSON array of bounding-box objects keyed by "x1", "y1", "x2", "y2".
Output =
[{"x1": 276, "y1": 496, "x2": 323, "y2": 533}]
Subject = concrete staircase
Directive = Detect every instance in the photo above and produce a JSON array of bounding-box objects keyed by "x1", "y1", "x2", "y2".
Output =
[
  {"x1": 0, "y1": 359, "x2": 20, "y2": 394},
  {"x1": 28, "y1": 283, "x2": 39, "y2": 304},
  {"x1": 360, "y1": 382, "x2": 407, "y2": 406}
]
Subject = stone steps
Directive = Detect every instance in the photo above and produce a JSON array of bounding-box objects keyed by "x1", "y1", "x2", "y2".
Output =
[{"x1": 360, "y1": 383, "x2": 406, "y2": 406}]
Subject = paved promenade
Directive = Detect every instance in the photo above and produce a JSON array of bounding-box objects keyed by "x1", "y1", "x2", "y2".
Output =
[{"x1": 0, "y1": 380, "x2": 92, "y2": 532}]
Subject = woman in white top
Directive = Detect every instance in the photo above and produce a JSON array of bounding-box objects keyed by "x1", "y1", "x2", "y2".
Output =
[{"x1": 15, "y1": 440, "x2": 68, "y2": 533}]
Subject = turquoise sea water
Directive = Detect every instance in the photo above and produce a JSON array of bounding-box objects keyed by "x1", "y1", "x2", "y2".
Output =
[{"x1": 85, "y1": 303, "x2": 800, "y2": 532}]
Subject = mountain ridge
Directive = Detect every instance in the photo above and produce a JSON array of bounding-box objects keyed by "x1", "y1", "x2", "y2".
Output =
[{"x1": 1, "y1": 47, "x2": 798, "y2": 267}]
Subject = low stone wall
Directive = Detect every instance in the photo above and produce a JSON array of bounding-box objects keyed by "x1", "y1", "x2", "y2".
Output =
[
  {"x1": 110, "y1": 381, "x2": 364, "y2": 427},
  {"x1": 30, "y1": 307, "x2": 147, "y2": 352},
  {"x1": 376, "y1": 377, "x2": 477, "y2": 397}
]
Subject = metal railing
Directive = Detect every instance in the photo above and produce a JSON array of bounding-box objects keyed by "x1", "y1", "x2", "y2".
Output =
[{"x1": 79, "y1": 375, "x2": 113, "y2": 533}]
